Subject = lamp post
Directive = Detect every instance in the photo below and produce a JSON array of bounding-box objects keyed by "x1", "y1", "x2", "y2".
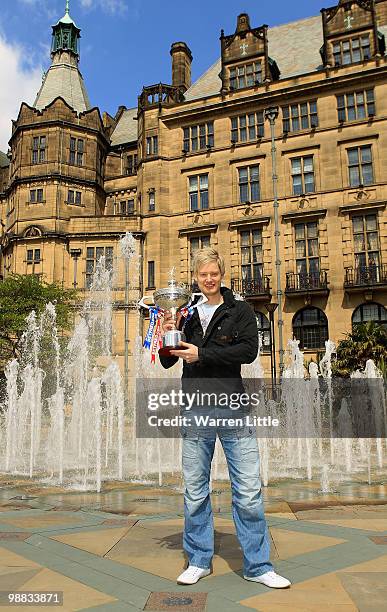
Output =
[
  {"x1": 264, "y1": 107, "x2": 285, "y2": 375},
  {"x1": 264, "y1": 302, "x2": 278, "y2": 390},
  {"x1": 69, "y1": 248, "x2": 82, "y2": 289}
]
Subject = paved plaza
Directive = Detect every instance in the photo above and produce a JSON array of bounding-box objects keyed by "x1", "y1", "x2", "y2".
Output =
[{"x1": 0, "y1": 474, "x2": 386, "y2": 612}]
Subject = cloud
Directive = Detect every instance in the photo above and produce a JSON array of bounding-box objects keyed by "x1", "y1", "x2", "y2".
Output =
[
  {"x1": 80, "y1": 0, "x2": 129, "y2": 15},
  {"x1": 16, "y1": 0, "x2": 57, "y2": 20},
  {"x1": 0, "y1": 34, "x2": 42, "y2": 150}
]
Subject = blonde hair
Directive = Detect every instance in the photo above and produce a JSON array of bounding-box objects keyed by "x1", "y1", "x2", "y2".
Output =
[{"x1": 192, "y1": 247, "x2": 225, "y2": 277}]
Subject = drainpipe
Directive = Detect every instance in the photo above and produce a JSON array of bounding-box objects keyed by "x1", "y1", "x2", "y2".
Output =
[{"x1": 264, "y1": 107, "x2": 285, "y2": 374}]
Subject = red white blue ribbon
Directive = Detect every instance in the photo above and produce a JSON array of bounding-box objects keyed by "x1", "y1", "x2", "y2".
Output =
[{"x1": 143, "y1": 307, "x2": 161, "y2": 349}]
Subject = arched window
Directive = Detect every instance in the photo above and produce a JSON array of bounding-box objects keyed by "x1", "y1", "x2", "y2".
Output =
[
  {"x1": 255, "y1": 311, "x2": 270, "y2": 352},
  {"x1": 352, "y1": 302, "x2": 387, "y2": 330},
  {"x1": 293, "y1": 307, "x2": 328, "y2": 350}
]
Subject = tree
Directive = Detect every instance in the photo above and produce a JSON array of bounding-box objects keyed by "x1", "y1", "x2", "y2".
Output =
[
  {"x1": 332, "y1": 321, "x2": 387, "y2": 378},
  {"x1": 0, "y1": 274, "x2": 77, "y2": 365}
]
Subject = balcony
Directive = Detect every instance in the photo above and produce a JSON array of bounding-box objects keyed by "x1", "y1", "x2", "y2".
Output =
[
  {"x1": 231, "y1": 277, "x2": 271, "y2": 300},
  {"x1": 285, "y1": 271, "x2": 329, "y2": 297},
  {"x1": 139, "y1": 83, "x2": 184, "y2": 109},
  {"x1": 344, "y1": 265, "x2": 387, "y2": 292}
]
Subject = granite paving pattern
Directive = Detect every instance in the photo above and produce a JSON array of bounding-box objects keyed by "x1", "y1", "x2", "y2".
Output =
[{"x1": 0, "y1": 475, "x2": 386, "y2": 611}]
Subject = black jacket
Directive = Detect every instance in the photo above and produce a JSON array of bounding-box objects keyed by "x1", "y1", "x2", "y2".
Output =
[{"x1": 159, "y1": 287, "x2": 258, "y2": 395}]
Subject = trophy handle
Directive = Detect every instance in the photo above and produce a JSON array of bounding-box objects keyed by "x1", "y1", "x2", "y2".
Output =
[{"x1": 138, "y1": 296, "x2": 154, "y2": 309}]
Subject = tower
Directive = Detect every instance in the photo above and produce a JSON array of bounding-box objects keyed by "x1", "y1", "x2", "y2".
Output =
[
  {"x1": 34, "y1": 0, "x2": 90, "y2": 113},
  {"x1": 1, "y1": 1, "x2": 109, "y2": 284}
]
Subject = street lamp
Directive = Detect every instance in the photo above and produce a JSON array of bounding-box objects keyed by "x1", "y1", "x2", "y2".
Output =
[
  {"x1": 264, "y1": 302, "x2": 278, "y2": 390},
  {"x1": 264, "y1": 106, "x2": 285, "y2": 375},
  {"x1": 69, "y1": 248, "x2": 82, "y2": 289}
]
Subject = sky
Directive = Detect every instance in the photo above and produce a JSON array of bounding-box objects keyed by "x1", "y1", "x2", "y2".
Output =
[{"x1": 0, "y1": 0, "x2": 326, "y2": 150}]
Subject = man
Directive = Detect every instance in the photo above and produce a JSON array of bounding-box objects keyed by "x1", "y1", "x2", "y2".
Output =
[{"x1": 160, "y1": 248, "x2": 290, "y2": 588}]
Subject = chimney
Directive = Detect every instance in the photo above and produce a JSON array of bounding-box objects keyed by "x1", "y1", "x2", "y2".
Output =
[{"x1": 170, "y1": 42, "x2": 193, "y2": 92}]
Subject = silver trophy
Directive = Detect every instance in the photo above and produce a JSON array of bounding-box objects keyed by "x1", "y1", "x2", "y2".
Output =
[
  {"x1": 153, "y1": 279, "x2": 191, "y2": 355},
  {"x1": 139, "y1": 268, "x2": 192, "y2": 357}
]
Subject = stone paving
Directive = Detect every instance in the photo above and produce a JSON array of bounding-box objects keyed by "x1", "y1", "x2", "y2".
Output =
[{"x1": 0, "y1": 474, "x2": 386, "y2": 611}]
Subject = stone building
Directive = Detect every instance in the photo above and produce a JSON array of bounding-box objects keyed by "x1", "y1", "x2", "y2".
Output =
[{"x1": 1, "y1": 0, "x2": 387, "y2": 383}]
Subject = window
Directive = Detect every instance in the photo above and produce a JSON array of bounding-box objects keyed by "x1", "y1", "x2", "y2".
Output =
[
  {"x1": 347, "y1": 145, "x2": 374, "y2": 187},
  {"x1": 255, "y1": 311, "x2": 271, "y2": 353},
  {"x1": 85, "y1": 246, "x2": 113, "y2": 289},
  {"x1": 229, "y1": 62, "x2": 262, "y2": 90},
  {"x1": 333, "y1": 35, "x2": 371, "y2": 66},
  {"x1": 29, "y1": 189, "x2": 44, "y2": 203},
  {"x1": 183, "y1": 122, "x2": 214, "y2": 152},
  {"x1": 190, "y1": 235, "x2": 211, "y2": 276},
  {"x1": 238, "y1": 165, "x2": 260, "y2": 203},
  {"x1": 26, "y1": 249, "x2": 41, "y2": 263},
  {"x1": 126, "y1": 153, "x2": 138, "y2": 175},
  {"x1": 282, "y1": 101, "x2": 318, "y2": 133},
  {"x1": 97, "y1": 147, "x2": 104, "y2": 175},
  {"x1": 32, "y1": 136, "x2": 46, "y2": 163},
  {"x1": 352, "y1": 214, "x2": 380, "y2": 271},
  {"x1": 189, "y1": 174, "x2": 208, "y2": 211},
  {"x1": 295, "y1": 221, "x2": 319, "y2": 279},
  {"x1": 231, "y1": 112, "x2": 264, "y2": 143},
  {"x1": 337, "y1": 90, "x2": 375, "y2": 122},
  {"x1": 293, "y1": 307, "x2": 328, "y2": 350},
  {"x1": 240, "y1": 229, "x2": 263, "y2": 283},
  {"x1": 147, "y1": 261, "x2": 155, "y2": 288},
  {"x1": 146, "y1": 135, "x2": 158, "y2": 156},
  {"x1": 69, "y1": 137, "x2": 84, "y2": 166},
  {"x1": 148, "y1": 191, "x2": 155, "y2": 211},
  {"x1": 117, "y1": 200, "x2": 134, "y2": 215},
  {"x1": 67, "y1": 190, "x2": 82, "y2": 205},
  {"x1": 291, "y1": 156, "x2": 315, "y2": 195},
  {"x1": 352, "y1": 302, "x2": 387, "y2": 330}
]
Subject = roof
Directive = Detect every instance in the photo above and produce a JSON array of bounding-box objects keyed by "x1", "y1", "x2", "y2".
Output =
[
  {"x1": 56, "y1": 12, "x2": 77, "y2": 27},
  {"x1": 108, "y1": 16, "x2": 387, "y2": 145},
  {"x1": 0, "y1": 151, "x2": 10, "y2": 168},
  {"x1": 34, "y1": 62, "x2": 91, "y2": 113},
  {"x1": 110, "y1": 108, "x2": 138, "y2": 146},
  {"x1": 56, "y1": 1, "x2": 78, "y2": 28},
  {"x1": 185, "y1": 16, "x2": 387, "y2": 101}
]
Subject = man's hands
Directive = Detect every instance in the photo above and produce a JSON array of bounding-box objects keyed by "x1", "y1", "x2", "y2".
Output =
[
  {"x1": 161, "y1": 311, "x2": 199, "y2": 364},
  {"x1": 170, "y1": 341, "x2": 199, "y2": 364}
]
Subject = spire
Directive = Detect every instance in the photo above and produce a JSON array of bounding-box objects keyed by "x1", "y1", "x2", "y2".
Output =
[
  {"x1": 59, "y1": 0, "x2": 76, "y2": 26},
  {"x1": 33, "y1": 1, "x2": 90, "y2": 113}
]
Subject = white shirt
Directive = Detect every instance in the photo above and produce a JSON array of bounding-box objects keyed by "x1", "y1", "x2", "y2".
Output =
[{"x1": 198, "y1": 301, "x2": 222, "y2": 334}]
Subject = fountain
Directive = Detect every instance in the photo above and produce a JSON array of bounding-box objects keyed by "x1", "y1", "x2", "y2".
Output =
[{"x1": 0, "y1": 233, "x2": 386, "y2": 491}]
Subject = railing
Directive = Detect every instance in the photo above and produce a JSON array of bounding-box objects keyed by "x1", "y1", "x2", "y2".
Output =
[
  {"x1": 231, "y1": 277, "x2": 271, "y2": 297},
  {"x1": 286, "y1": 271, "x2": 328, "y2": 292},
  {"x1": 139, "y1": 83, "x2": 184, "y2": 109},
  {"x1": 344, "y1": 264, "x2": 387, "y2": 288}
]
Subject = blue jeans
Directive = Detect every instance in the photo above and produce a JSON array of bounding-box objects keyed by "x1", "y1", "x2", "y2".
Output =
[{"x1": 181, "y1": 425, "x2": 273, "y2": 577}]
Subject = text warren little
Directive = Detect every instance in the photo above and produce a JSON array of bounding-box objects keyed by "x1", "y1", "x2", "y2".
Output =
[{"x1": 148, "y1": 415, "x2": 279, "y2": 427}]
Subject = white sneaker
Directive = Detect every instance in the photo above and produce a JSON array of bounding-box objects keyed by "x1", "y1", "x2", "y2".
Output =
[
  {"x1": 244, "y1": 570, "x2": 291, "y2": 588},
  {"x1": 177, "y1": 566, "x2": 211, "y2": 585}
]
